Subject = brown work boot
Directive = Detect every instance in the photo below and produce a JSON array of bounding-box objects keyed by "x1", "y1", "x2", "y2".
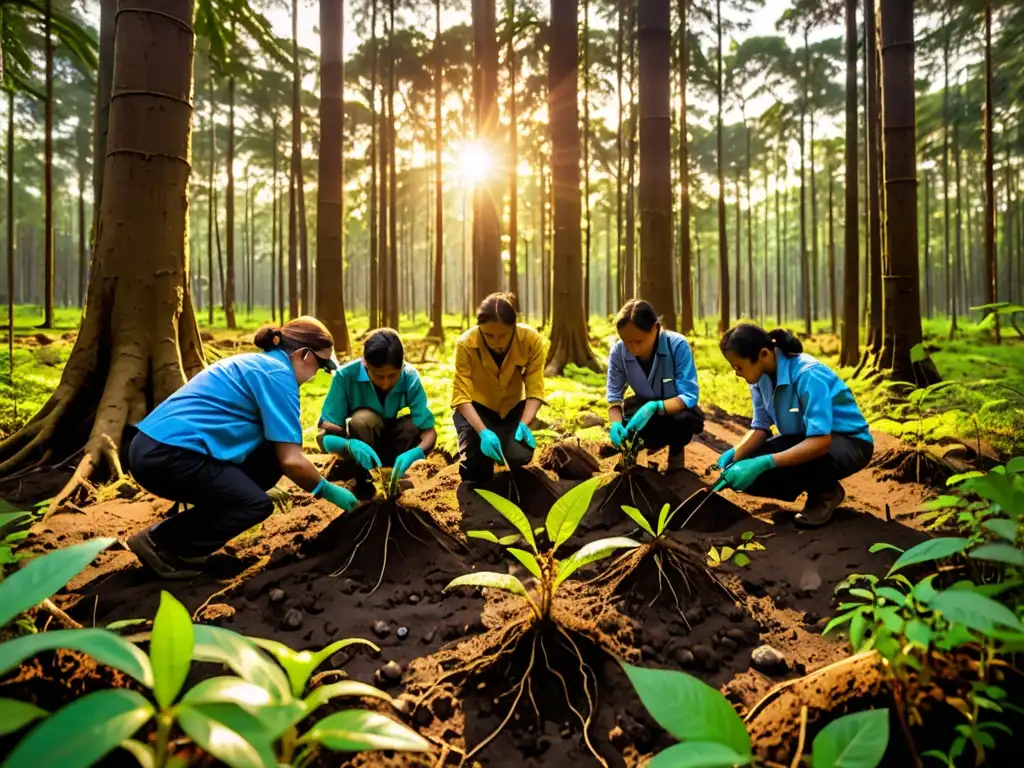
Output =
[
  {"x1": 795, "y1": 482, "x2": 846, "y2": 528},
  {"x1": 666, "y1": 448, "x2": 686, "y2": 473},
  {"x1": 126, "y1": 529, "x2": 202, "y2": 580}
]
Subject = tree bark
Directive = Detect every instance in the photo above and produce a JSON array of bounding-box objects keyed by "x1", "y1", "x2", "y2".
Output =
[
  {"x1": 624, "y1": 1, "x2": 637, "y2": 301},
  {"x1": 93, "y1": 0, "x2": 116, "y2": 238},
  {"x1": 865, "y1": 1, "x2": 883, "y2": 361},
  {"x1": 387, "y1": 4, "x2": 399, "y2": 331},
  {"x1": 828, "y1": 161, "x2": 836, "y2": 334},
  {"x1": 839, "y1": 0, "x2": 860, "y2": 365},
  {"x1": 289, "y1": 0, "x2": 300, "y2": 319},
  {"x1": 207, "y1": 79, "x2": 216, "y2": 325},
  {"x1": 472, "y1": 0, "x2": 502, "y2": 303},
  {"x1": 746, "y1": 121, "x2": 754, "y2": 320},
  {"x1": 428, "y1": 0, "x2": 444, "y2": 339},
  {"x1": 677, "y1": 0, "x2": 693, "y2": 333},
  {"x1": 799, "y1": 28, "x2": 809, "y2": 336},
  {"x1": 507, "y1": 0, "x2": 519, "y2": 301},
  {"x1": 923, "y1": 168, "x2": 931, "y2": 318},
  {"x1": 225, "y1": 71, "x2": 237, "y2": 329},
  {"x1": 43, "y1": 0, "x2": 54, "y2": 328},
  {"x1": 77, "y1": 123, "x2": 88, "y2": 306},
  {"x1": 369, "y1": 0, "x2": 379, "y2": 328},
  {"x1": 983, "y1": 0, "x2": 999, "y2": 341},
  {"x1": 546, "y1": 0, "x2": 598, "y2": 374},
  {"x1": 582, "y1": 0, "x2": 590, "y2": 319},
  {"x1": 715, "y1": 0, "x2": 728, "y2": 333},
  {"x1": 943, "y1": 17, "x2": 955, "y2": 337},
  {"x1": 316, "y1": 0, "x2": 351, "y2": 353},
  {"x1": 271, "y1": 115, "x2": 279, "y2": 323},
  {"x1": 0, "y1": 0, "x2": 204, "y2": 498},
  {"x1": 638, "y1": 0, "x2": 675, "y2": 327},
  {"x1": 615, "y1": 0, "x2": 624, "y2": 309},
  {"x1": 6, "y1": 90, "x2": 14, "y2": 401}
]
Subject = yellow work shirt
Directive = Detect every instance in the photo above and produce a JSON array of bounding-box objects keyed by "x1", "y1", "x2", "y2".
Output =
[{"x1": 451, "y1": 324, "x2": 546, "y2": 418}]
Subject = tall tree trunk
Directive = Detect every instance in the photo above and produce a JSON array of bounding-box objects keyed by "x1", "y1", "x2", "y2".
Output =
[
  {"x1": 77, "y1": 125, "x2": 88, "y2": 306},
  {"x1": 6, "y1": 90, "x2": 14, "y2": 404},
  {"x1": 43, "y1": 0, "x2": 54, "y2": 327},
  {"x1": 638, "y1": 0, "x2": 675, "y2": 326},
  {"x1": 983, "y1": 0, "x2": 999, "y2": 341},
  {"x1": 839, "y1": 0, "x2": 860, "y2": 364},
  {"x1": 746, "y1": 122, "x2": 754, "y2": 319},
  {"x1": 776, "y1": 139, "x2": 782, "y2": 322},
  {"x1": 624, "y1": 1, "x2": 637, "y2": 301},
  {"x1": 943, "y1": 18, "x2": 954, "y2": 337},
  {"x1": 864, "y1": 1, "x2": 883, "y2": 361},
  {"x1": 316, "y1": 0, "x2": 351, "y2": 353},
  {"x1": 0, "y1": 0, "x2": 204, "y2": 490},
  {"x1": 828, "y1": 161, "x2": 836, "y2": 333},
  {"x1": 539, "y1": 153, "x2": 548, "y2": 327},
  {"x1": 387, "y1": 7, "x2": 399, "y2": 331},
  {"x1": 299, "y1": 146, "x2": 310, "y2": 314},
  {"x1": 799, "y1": 28, "x2": 810, "y2": 335},
  {"x1": 207, "y1": 86, "x2": 216, "y2": 325},
  {"x1": 735, "y1": 176, "x2": 741, "y2": 317},
  {"x1": 369, "y1": 0, "x2": 379, "y2": 328},
  {"x1": 615, "y1": 0, "x2": 625, "y2": 309},
  {"x1": 677, "y1": 0, "x2": 693, "y2": 332},
  {"x1": 378, "y1": 12, "x2": 391, "y2": 328},
  {"x1": 876, "y1": 0, "x2": 937, "y2": 383},
  {"x1": 715, "y1": 0, "x2": 728, "y2": 332},
  {"x1": 582, "y1": 0, "x2": 590, "y2": 318},
  {"x1": 225, "y1": 72, "x2": 237, "y2": 329},
  {"x1": 429, "y1": 0, "x2": 444, "y2": 339},
  {"x1": 953, "y1": 100, "x2": 962, "y2": 337},
  {"x1": 923, "y1": 169, "x2": 931, "y2": 318},
  {"x1": 763, "y1": 158, "x2": 769, "y2": 325},
  {"x1": 546, "y1": 0, "x2": 597, "y2": 374},
  {"x1": 93, "y1": 0, "x2": 116, "y2": 238},
  {"x1": 605, "y1": 208, "x2": 612, "y2": 317},
  {"x1": 507, "y1": 0, "x2": 519, "y2": 300},
  {"x1": 472, "y1": 0, "x2": 502, "y2": 303},
  {"x1": 271, "y1": 116, "x2": 279, "y2": 323},
  {"x1": 278, "y1": 161, "x2": 285, "y2": 320}
]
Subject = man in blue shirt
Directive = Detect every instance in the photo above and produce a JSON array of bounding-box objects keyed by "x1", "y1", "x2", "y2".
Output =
[
  {"x1": 714, "y1": 324, "x2": 874, "y2": 527},
  {"x1": 606, "y1": 300, "x2": 704, "y2": 472}
]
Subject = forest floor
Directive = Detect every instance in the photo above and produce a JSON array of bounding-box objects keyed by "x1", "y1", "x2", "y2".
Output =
[{"x1": 1, "y1": 308, "x2": 1023, "y2": 766}]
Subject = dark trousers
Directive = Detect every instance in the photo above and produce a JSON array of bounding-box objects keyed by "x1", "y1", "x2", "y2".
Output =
[
  {"x1": 454, "y1": 401, "x2": 535, "y2": 482},
  {"x1": 129, "y1": 432, "x2": 281, "y2": 559},
  {"x1": 623, "y1": 396, "x2": 705, "y2": 453},
  {"x1": 742, "y1": 433, "x2": 874, "y2": 501},
  {"x1": 332, "y1": 408, "x2": 420, "y2": 480}
]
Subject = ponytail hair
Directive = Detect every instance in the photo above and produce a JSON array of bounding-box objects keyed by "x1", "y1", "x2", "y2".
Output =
[
  {"x1": 720, "y1": 323, "x2": 803, "y2": 361},
  {"x1": 614, "y1": 299, "x2": 660, "y2": 332},
  {"x1": 477, "y1": 292, "x2": 518, "y2": 326},
  {"x1": 254, "y1": 316, "x2": 334, "y2": 355}
]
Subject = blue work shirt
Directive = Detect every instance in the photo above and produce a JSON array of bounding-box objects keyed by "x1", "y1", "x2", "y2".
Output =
[
  {"x1": 138, "y1": 349, "x2": 303, "y2": 463},
  {"x1": 750, "y1": 350, "x2": 872, "y2": 444},
  {"x1": 320, "y1": 360, "x2": 435, "y2": 431},
  {"x1": 606, "y1": 330, "x2": 699, "y2": 408}
]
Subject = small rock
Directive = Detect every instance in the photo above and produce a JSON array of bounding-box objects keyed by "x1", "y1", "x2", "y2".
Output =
[
  {"x1": 339, "y1": 579, "x2": 358, "y2": 595},
  {"x1": 329, "y1": 652, "x2": 351, "y2": 668},
  {"x1": 268, "y1": 588, "x2": 287, "y2": 605},
  {"x1": 683, "y1": 606, "x2": 703, "y2": 625},
  {"x1": 397, "y1": 626, "x2": 409, "y2": 640},
  {"x1": 431, "y1": 695, "x2": 454, "y2": 722},
  {"x1": 691, "y1": 644, "x2": 714, "y2": 662},
  {"x1": 422, "y1": 627, "x2": 437, "y2": 644},
  {"x1": 372, "y1": 620, "x2": 391, "y2": 638},
  {"x1": 281, "y1": 609, "x2": 303, "y2": 630},
  {"x1": 675, "y1": 648, "x2": 695, "y2": 667},
  {"x1": 726, "y1": 627, "x2": 748, "y2": 642},
  {"x1": 409, "y1": 594, "x2": 420, "y2": 604},
  {"x1": 324, "y1": 621, "x2": 338, "y2": 637},
  {"x1": 751, "y1": 644, "x2": 787, "y2": 673},
  {"x1": 391, "y1": 698, "x2": 412, "y2": 716},
  {"x1": 798, "y1": 569, "x2": 823, "y2": 593},
  {"x1": 720, "y1": 637, "x2": 738, "y2": 652}
]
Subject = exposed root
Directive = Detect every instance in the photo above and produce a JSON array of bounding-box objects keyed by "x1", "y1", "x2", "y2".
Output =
[
  {"x1": 556, "y1": 625, "x2": 607, "y2": 768},
  {"x1": 329, "y1": 515, "x2": 377, "y2": 578},
  {"x1": 370, "y1": 513, "x2": 393, "y2": 595},
  {"x1": 40, "y1": 599, "x2": 84, "y2": 630},
  {"x1": 790, "y1": 706, "x2": 808, "y2": 768}
]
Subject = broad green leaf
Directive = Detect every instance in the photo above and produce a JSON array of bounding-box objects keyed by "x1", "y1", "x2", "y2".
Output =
[
  {"x1": 868, "y1": 542, "x2": 904, "y2": 555},
  {"x1": 546, "y1": 477, "x2": 603, "y2": 552},
  {"x1": 0, "y1": 698, "x2": 47, "y2": 736},
  {"x1": 1, "y1": 689, "x2": 153, "y2": 768},
  {"x1": 181, "y1": 676, "x2": 275, "y2": 710},
  {"x1": 555, "y1": 537, "x2": 640, "y2": 587},
  {"x1": 963, "y1": 472, "x2": 1024, "y2": 516},
  {"x1": 822, "y1": 611, "x2": 857, "y2": 636},
  {"x1": 192, "y1": 625, "x2": 292, "y2": 702},
  {"x1": 887, "y1": 538, "x2": 970, "y2": 576},
  {"x1": 498, "y1": 534, "x2": 521, "y2": 546},
  {"x1": 1006, "y1": 457, "x2": 1024, "y2": 474},
  {"x1": 970, "y1": 543, "x2": 1024, "y2": 567},
  {"x1": 620, "y1": 662, "x2": 750, "y2": 753},
  {"x1": 982, "y1": 519, "x2": 1019, "y2": 543},
  {"x1": 507, "y1": 547, "x2": 543, "y2": 579},
  {"x1": 0, "y1": 537, "x2": 115, "y2": 628},
  {"x1": 621, "y1": 505, "x2": 656, "y2": 538},
  {"x1": 467, "y1": 530, "x2": 500, "y2": 544},
  {"x1": 850, "y1": 612, "x2": 868, "y2": 650},
  {"x1": 930, "y1": 589, "x2": 1024, "y2": 635},
  {"x1": 811, "y1": 708, "x2": 890, "y2": 768},
  {"x1": 650, "y1": 741, "x2": 754, "y2": 767},
  {"x1": 305, "y1": 680, "x2": 392, "y2": 715},
  {"x1": 733, "y1": 553, "x2": 751, "y2": 568},
  {"x1": 474, "y1": 490, "x2": 535, "y2": 550},
  {"x1": 875, "y1": 588, "x2": 906, "y2": 606},
  {"x1": 151, "y1": 591, "x2": 194, "y2": 709},
  {"x1": 911, "y1": 575, "x2": 939, "y2": 605},
  {"x1": 177, "y1": 704, "x2": 275, "y2": 768},
  {"x1": 918, "y1": 496, "x2": 964, "y2": 512},
  {"x1": 249, "y1": 637, "x2": 378, "y2": 697},
  {"x1": 656, "y1": 504, "x2": 672, "y2": 536},
  {"x1": 119, "y1": 740, "x2": 156, "y2": 768},
  {"x1": 904, "y1": 620, "x2": 932, "y2": 648},
  {"x1": 0, "y1": 629, "x2": 154, "y2": 687},
  {"x1": 445, "y1": 572, "x2": 531, "y2": 600},
  {"x1": 298, "y1": 709, "x2": 431, "y2": 752},
  {"x1": 947, "y1": 471, "x2": 984, "y2": 486}
]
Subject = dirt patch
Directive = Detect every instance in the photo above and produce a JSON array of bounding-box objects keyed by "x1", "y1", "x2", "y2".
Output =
[
  {"x1": 871, "y1": 446, "x2": 955, "y2": 487},
  {"x1": 537, "y1": 442, "x2": 601, "y2": 480}
]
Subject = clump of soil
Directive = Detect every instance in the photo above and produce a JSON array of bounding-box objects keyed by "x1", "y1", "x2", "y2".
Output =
[
  {"x1": 871, "y1": 447, "x2": 954, "y2": 487},
  {"x1": 537, "y1": 442, "x2": 601, "y2": 480}
]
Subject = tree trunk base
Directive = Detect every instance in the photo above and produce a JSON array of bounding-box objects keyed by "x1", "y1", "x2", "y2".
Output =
[{"x1": 544, "y1": 325, "x2": 601, "y2": 377}]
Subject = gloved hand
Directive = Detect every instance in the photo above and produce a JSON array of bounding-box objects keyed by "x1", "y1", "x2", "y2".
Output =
[
  {"x1": 322, "y1": 434, "x2": 348, "y2": 455},
  {"x1": 393, "y1": 447, "x2": 425, "y2": 481},
  {"x1": 717, "y1": 454, "x2": 775, "y2": 492},
  {"x1": 479, "y1": 429, "x2": 506, "y2": 465},
  {"x1": 346, "y1": 439, "x2": 382, "y2": 472},
  {"x1": 610, "y1": 421, "x2": 629, "y2": 448},
  {"x1": 625, "y1": 400, "x2": 664, "y2": 434},
  {"x1": 312, "y1": 478, "x2": 358, "y2": 512},
  {"x1": 717, "y1": 448, "x2": 736, "y2": 470},
  {"x1": 514, "y1": 422, "x2": 536, "y2": 449}
]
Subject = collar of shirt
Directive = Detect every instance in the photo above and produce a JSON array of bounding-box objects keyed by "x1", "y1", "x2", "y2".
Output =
[
  {"x1": 463, "y1": 327, "x2": 527, "y2": 376},
  {"x1": 756, "y1": 350, "x2": 799, "y2": 428}
]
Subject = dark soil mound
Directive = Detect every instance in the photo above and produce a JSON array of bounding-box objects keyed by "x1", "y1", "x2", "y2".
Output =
[
  {"x1": 871, "y1": 447, "x2": 954, "y2": 487},
  {"x1": 537, "y1": 442, "x2": 601, "y2": 480}
]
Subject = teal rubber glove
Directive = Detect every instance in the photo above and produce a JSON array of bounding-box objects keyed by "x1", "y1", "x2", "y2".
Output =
[
  {"x1": 393, "y1": 447, "x2": 425, "y2": 481},
  {"x1": 610, "y1": 422, "x2": 629, "y2": 448},
  {"x1": 346, "y1": 439, "x2": 382, "y2": 472},
  {"x1": 322, "y1": 434, "x2": 348, "y2": 455},
  {"x1": 718, "y1": 454, "x2": 776, "y2": 492},
  {"x1": 625, "y1": 400, "x2": 664, "y2": 434},
  {"x1": 479, "y1": 429, "x2": 506, "y2": 465},
  {"x1": 515, "y1": 422, "x2": 536, "y2": 449},
  {"x1": 312, "y1": 478, "x2": 358, "y2": 512},
  {"x1": 717, "y1": 448, "x2": 736, "y2": 470}
]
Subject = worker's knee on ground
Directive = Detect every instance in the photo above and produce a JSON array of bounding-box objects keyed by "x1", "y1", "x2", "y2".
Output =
[
  {"x1": 504, "y1": 440, "x2": 534, "y2": 468},
  {"x1": 252, "y1": 494, "x2": 276, "y2": 521},
  {"x1": 348, "y1": 409, "x2": 384, "y2": 443}
]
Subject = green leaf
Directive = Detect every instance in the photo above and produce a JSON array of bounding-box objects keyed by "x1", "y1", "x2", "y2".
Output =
[
  {"x1": 904, "y1": 620, "x2": 932, "y2": 649},
  {"x1": 298, "y1": 709, "x2": 431, "y2": 753},
  {"x1": 0, "y1": 689, "x2": 153, "y2": 768},
  {"x1": 918, "y1": 496, "x2": 964, "y2": 511},
  {"x1": 474, "y1": 490, "x2": 536, "y2": 551},
  {"x1": 151, "y1": 591, "x2": 194, "y2": 709},
  {"x1": 546, "y1": 477, "x2": 602, "y2": 552},
  {"x1": 1006, "y1": 457, "x2": 1024, "y2": 474},
  {"x1": 850, "y1": 612, "x2": 868, "y2": 650},
  {"x1": 657, "y1": 504, "x2": 673, "y2": 536},
  {"x1": 555, "y1": 537, "x2": 640, "y2": 587},
  {"x1": 0, "y1": 537, "x2": 115, "y2": 628},
  {"x1": 947, "y1": 471, "x2": 984, "y2": 486},
  {"x1": 875, "y1": 588, "x2": 906, "y2": 606},
  {"x1": 106, "y1": 618, "x2": 149, "y2": 631},
  {"x1": 811, "y1": 708, "x2": 890, "y2": 768},
  {"x1": 620, "y1": 662, "x2": 750, "y2": 753},
  {"x1": 911, "y1": 575, "x2": 939, "y2": 605},
  {"x1": 822, "y1": 611, "x2": 857, "y2": 636},
  {"x1": 887, "y1": 538, "x2": 970, "y2": 576},
  {"x1": 650, "y1": 741, "x2": 754, "y2": 768},
  {"x1": 982, "y1": 519, "x2": 1019, "y2": 543},
  {"x1": 733, "y1": 553, "x2": 751, "y2": 568},
  {"x1": 304, "y1": 680, "x2": 392, "y2": 715},
  {"x1": 192, "y1": 625, "x2": 292, "y2": 702},
  {"x1": 930, "y1": 589, "x2": 1024, "y2": 635},
  {"x1": 0, "y1": 698, "x2": 47, "y2": 736},
  {"x1": 177, "y1": 704, "x2": 275, "y2": 768},
  {"x1": 181, "y1": 676, "x2": 275, "y2": 710},
  {"x1": 868, "y1": 542, "x2": 904, "y2": 555},
  {"x1": 498, "y1": 534, "x2": 521, "y2": 546},
  {"x1": 970, "y1": 543, "x2": 1024, "y2": 567},
  {"x1": 507, "y1": 548, "x2": 543, "y2": 579},
  {"x1": 445, "y1": 572, "x2": 531, "y2": 600},
  {"x1": 466, "y1": 530, "x2": 501, "y2": 544},
  {"x1": 0, "y1": 629, "x2": 154, "y2": 687},
  {"x1": 621, "y1": 505, "x2": 656, "y2": 538},
  {"x1": 118, "y1": 740, "x2": 156, "y2": 768},
  {"x1": 248, "y1": 637, "x2": 378, "y2": 698}
]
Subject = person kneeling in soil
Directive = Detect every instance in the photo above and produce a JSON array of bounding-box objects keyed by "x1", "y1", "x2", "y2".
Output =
[
  {"x1": 606, "y1": 299, "x2": 704, "y2": 472},
  {"x1": 451, "y1": 292, "x2": 545, "y2": 483},
  {"x1": 126, "y1": 317, "x2": 359, "y2": 579},
  {"x1": 715, "y1": 323, "x2": 874, "y2": 527},
  {"x1": 318, "y1": 328, "x2": 437, "y2": 497}
]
